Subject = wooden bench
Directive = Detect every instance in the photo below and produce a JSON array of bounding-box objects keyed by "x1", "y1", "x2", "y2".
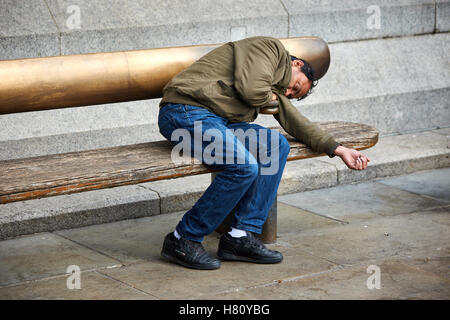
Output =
[
  {"x1": 0, "y1": 38, "x2": 379, "y2": 242},
  {"x1": 0, "y1": 122, "x2": 378, "y2": 241}
]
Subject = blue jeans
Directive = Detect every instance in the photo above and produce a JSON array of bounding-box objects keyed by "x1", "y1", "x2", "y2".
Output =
[{"x1": 158, "y1": 103, "x2": 290, "y2": 242}]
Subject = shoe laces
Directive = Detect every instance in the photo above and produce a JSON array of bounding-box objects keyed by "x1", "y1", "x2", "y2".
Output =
[
  {"x1": 246, "y1": 232, "x2": 265, "y2": 249},
  {"x1": 182, "y1": 239, "x2": 206, "y2": 254}
]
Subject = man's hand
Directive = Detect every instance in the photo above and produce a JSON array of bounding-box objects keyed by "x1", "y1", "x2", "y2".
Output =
[{"x1": 333, "y1": 145, "x2": 370, "y2": 170}]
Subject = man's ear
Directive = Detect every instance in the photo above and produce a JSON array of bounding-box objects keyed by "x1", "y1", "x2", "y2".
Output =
[{"x1": 292, "y1": 59, "x2": 304, "y2": 68}]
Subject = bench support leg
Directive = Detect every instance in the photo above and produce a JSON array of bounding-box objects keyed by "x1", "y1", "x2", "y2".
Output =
[{"x1": 212, "y1": 173, "x2": 277, "y2": 244}]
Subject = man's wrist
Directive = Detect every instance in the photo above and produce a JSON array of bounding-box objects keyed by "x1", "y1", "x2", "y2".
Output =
[{"x1": 333, "y1": 145, "x2": 345, "y2": 157}]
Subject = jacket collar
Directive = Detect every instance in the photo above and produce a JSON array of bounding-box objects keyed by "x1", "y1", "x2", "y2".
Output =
[{"x1": 277, "y1": 51, "x2": 292, "y2": 93}]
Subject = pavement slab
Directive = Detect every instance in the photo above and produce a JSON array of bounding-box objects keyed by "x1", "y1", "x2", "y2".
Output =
[
  {"x1": 377, "y1": 168, "x2": 450, "y2": 201},
  {"x1": 98, "y1": 246, "x2": 337, "y2": 300},
  {"x1": 399, "y1": 255, "x2": 450, "y2": 281},
  {"x1": 0, "y1": 270, "x2": 153, "y2": 300},
  {"x1": 211, "y1": 259, "x2": 450, "y2": 300},
  {"x1": 55, "y1": 206, "x2": 340, "y2": 299},
  {"x1": 0, "y1": 233, "x2": 120, "y2": 287},
  {"x1": 276, "y1": 202, "x2": 344, "y2": 236},
  {"x1": 55, "y1": 210, "x2": 185, "y2": 265},
  {"x1": 278, "y1": 181, "x2": 447, "y2": 222},
  {"x1": 54, "y1": 201, "x2": 342, "y2": 266},
  {"x1": 278, "y1": 207, "x2": 450, "y2": 266}
]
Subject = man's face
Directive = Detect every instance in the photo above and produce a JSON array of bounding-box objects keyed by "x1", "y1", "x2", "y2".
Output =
[{"x1": 284, "y1": 60, "x2": 312, "y2": 100}]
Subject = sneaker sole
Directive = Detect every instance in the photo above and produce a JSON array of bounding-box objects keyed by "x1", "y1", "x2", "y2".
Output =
[
  {"x1": 217, "y1": 250, "x2": 283, "y2": 264},
  {"x1": 161, "y1": 251, "x2": 221, "y2": 270}
]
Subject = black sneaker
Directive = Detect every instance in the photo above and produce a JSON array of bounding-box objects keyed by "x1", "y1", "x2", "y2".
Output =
[
  {"x1": 217, "y1": 232, "x2": 283, "y2": 264},
  {"x1": 161, "y1": 233, "x2": 221, "y2": 270}
]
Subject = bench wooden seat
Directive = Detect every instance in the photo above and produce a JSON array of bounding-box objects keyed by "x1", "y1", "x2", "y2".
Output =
[{"x1": 0, "y1": 122, "x2": 378, "y2": 204}]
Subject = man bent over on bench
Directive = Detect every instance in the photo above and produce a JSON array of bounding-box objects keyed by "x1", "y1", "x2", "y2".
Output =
[{"x1": 158, "y1": 36, "x2": 369, "y2": 270}]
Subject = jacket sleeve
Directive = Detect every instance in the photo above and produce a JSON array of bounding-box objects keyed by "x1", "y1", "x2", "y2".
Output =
[
  {"x1": 274, "y1": 93, "x2": 340, "y2": 158},
  {"x1": 232, "y1": 38, "x2": 281, "y2": 108}
]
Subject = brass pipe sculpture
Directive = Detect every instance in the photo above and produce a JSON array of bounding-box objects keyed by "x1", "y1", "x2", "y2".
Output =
[{"x1": 0, "y1": 37, "x2": 330, "y2": 115}]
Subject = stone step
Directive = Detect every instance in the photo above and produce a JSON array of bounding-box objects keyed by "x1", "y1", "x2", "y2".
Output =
[
  {"x1": 0, "y1": 0, "x2": 447, "y2": 60},
  {"x1": 0, "y1": 128, "x2": 448, "y2": 240},
  {"x1": 1, "y1": 33, "x2": 448, "y2": 161}
]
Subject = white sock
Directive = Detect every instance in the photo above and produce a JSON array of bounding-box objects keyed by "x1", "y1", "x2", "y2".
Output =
[
  {"x1": 173, "y1": 229, "x2": 181, "y2": 240},
  {"x1": 228, "y1": 227, "x2": 247, "y2": 238}
]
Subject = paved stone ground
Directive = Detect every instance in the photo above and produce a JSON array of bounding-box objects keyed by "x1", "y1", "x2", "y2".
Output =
[{"x1": 0, "y1": 168, "x2": 448, "y2": 300}]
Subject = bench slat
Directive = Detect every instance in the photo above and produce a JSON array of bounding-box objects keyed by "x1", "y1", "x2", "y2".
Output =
[{"x1": 0, "y1": 122, "x2": 378, "y2": 204}]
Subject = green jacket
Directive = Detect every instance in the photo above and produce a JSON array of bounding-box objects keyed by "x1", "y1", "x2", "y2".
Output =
[{"x1": 160, "y1": 36, "x2": 339, "y2": 157}]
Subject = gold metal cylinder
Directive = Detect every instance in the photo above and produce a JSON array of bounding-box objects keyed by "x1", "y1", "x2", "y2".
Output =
[{"x1": 0, "y1": 37, "x2": 329, "y2": 115}]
